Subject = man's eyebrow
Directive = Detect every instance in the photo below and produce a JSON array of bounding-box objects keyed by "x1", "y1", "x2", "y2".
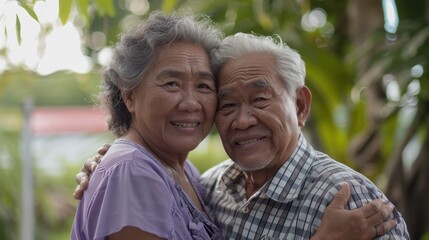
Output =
[
  {"x1": 218, "y1": 80, "x2": 271, "y2": 99},
  {"x1": 247, "y1": 79, "x2": 269, "y2": 89},
  {"x1": 218, "y1": 88, "x2": 232, "y2": 100}
]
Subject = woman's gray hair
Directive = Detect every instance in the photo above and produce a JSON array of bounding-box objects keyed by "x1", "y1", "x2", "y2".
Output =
[
  {"x1": 212, "y1": 33, "x2": 306, "y2": 96},
  {"x1": 100, "y1": 11, "x2": 222, "y2": 137}
]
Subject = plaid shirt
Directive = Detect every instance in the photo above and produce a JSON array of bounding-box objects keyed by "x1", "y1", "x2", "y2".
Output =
[{"x1": 201, "y1": 135, "x2": 409, "y2": 240}]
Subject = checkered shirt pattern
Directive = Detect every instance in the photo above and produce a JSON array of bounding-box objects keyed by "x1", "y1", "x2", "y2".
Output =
[{"x1": 201, "y1": 134, "x2": 409, "y2": 240}]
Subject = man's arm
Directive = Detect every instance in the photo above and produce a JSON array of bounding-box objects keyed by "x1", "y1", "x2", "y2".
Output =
[{"x1": 74, "y1": 145, "x2": 397, "y2": 240}]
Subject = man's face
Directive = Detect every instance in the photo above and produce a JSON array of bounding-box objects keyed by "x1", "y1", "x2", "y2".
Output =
[{"x1": 215, "y1": 53, "x2": 310, "y2": 172}]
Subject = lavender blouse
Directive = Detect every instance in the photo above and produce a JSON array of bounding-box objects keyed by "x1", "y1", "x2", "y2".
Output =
[{"x1": 71, "y1": 139, "x2": 223, "y2": 240}]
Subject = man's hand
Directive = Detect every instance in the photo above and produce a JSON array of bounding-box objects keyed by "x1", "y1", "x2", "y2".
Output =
[
  {"x1": 312, "y1": 182, "x2": 397, "y2": 240},
  {"x1": 73, "y1": 144, "x2": 111, "y2": 200}
]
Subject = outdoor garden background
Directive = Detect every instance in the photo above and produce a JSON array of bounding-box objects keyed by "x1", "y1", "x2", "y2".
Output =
[{"x1": 1, "y1": 0, "x2": 428, "y2": 239}]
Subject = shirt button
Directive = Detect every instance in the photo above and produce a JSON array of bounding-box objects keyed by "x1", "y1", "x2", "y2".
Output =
[{"x1": 242, "y1": 207, "x2": 249, "y2": 213}]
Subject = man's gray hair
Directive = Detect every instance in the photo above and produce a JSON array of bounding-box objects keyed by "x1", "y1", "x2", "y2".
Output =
[
  {"x1": 100, "y1": 11, "x2": 222, "y2": 136},
  {"x1": 213, "y1": 33, "x2": 306, "y2": 96}
]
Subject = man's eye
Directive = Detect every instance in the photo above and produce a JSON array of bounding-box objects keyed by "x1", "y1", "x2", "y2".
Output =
[
  {"x1": 219, "y1": 103, "x2": 234, "y2": 109},
  {"x1": 255, "y1": 97, "x2": 265, "y2": 101}
]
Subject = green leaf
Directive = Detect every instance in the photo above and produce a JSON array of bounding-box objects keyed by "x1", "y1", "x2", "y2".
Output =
[
  {"x1": 95, "y1": 0, "x2": 115, "y2": 17},
  {"x1": 59, "y1": 0, "x2": 73, "y2": 24},
  {"x1": 161, "y1": 0, "x2": 177, "y2": 13},
  {"x1": 253, "y1": 0, "x2": 274, "y2": 30},
  {"x1": 19, "y1": 1, "x2": 39, "y2": 22},
  {"x1": 15, "y1": 15, "x2": 21, "y2": 46},
  {"x1": 75, "y1": 0, "x2": 89, "y2": 26}
]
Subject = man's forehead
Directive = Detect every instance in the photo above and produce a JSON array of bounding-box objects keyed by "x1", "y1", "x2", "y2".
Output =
[{"x1": 218, "y1": 79, "x2": 271, "y2": 99}]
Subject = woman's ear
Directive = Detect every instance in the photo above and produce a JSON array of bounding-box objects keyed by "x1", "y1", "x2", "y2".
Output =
[
  {"x1": 296, "y1": 86, "x2": 312, "y2": 127},
  {"x1": 121, "y1": 90, "x2": 135, "y2": 113}
]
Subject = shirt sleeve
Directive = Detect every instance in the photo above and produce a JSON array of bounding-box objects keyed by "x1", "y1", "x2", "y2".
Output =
[
  {"x1": 86, "y1": 159, "x2": 174, "y2": 240},
  {"x1": 200, "y1": 159, "x2": 233, "y2": 200},
  {"x1": 312, "y1": 171, "x2": 410, "y2": 240}
]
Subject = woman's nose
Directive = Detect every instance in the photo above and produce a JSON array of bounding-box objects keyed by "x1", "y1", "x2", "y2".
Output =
[{"x1": 177, "y1": 90, "x2": 202, "y2": 112}]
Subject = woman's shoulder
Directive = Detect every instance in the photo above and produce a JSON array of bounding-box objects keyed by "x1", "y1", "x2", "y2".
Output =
[{"x1": 99, "y1": 140, "x2": 165, "y2": 173}]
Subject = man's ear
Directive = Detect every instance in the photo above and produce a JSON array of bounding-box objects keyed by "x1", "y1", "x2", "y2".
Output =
[
  {"x1": 296, "y1": 86, "x2": 312, "y2": 127},
  {"x1": 121, "y1": 90, "x2": 135, "y2": 113}
]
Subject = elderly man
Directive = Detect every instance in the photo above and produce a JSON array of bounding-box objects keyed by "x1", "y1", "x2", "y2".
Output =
[
  {"x1": 73, "y1": 31, "x2": 403, "y2": 239},
  {"x1": 200, "y1": 32, "x2": 409, "y2": 239}
]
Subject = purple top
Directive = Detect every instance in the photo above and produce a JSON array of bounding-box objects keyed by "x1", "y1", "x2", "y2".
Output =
[{"x1": 71, "y1": 139, "x2": 223, "y2": 240}]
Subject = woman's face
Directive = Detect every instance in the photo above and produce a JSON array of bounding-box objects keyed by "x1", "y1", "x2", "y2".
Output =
[{"x1": 125, "y1": 42, "x2": 217, "y2": 155}]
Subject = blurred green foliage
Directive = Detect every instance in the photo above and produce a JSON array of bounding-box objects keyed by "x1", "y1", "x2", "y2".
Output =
[{"x1": 0, "y1": 69, "x2": 100, "y2": 107}]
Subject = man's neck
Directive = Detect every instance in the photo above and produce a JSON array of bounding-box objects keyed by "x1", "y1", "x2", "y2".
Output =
[{"x1": 244, "y1": 170, "x2": 274, "y2": 198}]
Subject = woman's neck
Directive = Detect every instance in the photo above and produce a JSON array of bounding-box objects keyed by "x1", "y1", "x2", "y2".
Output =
[{"x1": 123, "y1": 126, "x2": 188, "y2": 170}]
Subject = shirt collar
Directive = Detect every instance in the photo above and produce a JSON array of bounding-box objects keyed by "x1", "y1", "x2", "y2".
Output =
[
  {"x1": 266, "y1": 134, "x2": 315, "y2": 202},
  {"x1": 219, "y1": 134, "x2": 316, "y2": 203},
  {"x1": 219, "y1": 161, "x2": 247, "y2": 203}
]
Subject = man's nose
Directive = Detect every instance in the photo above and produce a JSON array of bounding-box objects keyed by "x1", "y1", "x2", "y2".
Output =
[{"x1": 231, "y1": 105, "x2": 257, "y2": 130}]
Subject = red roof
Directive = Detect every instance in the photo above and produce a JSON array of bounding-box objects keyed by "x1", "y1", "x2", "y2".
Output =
[{"x1": 31, "y1": 106, "x2": 108, "y2": 135}]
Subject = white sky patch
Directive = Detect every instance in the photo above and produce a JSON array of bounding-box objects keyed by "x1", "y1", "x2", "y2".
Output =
[
  {"x1": 0, "y1": 0, "x2": 92, "y2": 75},
  {"x1": 36, "y1": 23, "x2": 93, "y2": 75},
  {"x1": 97, "y1": 47, "x2": 112, "y2": 66}
]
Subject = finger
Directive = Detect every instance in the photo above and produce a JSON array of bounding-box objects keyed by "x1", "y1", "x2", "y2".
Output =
[
  {"x1": 75, "y1": 172, "x2": 89, "y2": 187},
  {"x1": 357, "y1": 198, "x2": 384, "y2": 219},
  {"x1": 366, "y1": 203, "x2": 394, "y2": 227},
  {"x1": 97, "y1": 144, "x2": 111, "y2": 155},
  {"x1": 376, "y1": 219, "x2": 398, "y2": 236},
  {"x1": 73, "y1": 185, "x2": 84, "y2": 200},
  {"x1": 374, "y1": 225, "x2": 379, "y2": 238},
  {"x1": 83, "y1": 157, "x2": 96, "y2": 174},
  {"x1": 90, "y1": 158, "x2": 99, "y2": 172},
  {"x1": 380, "y1": 202, "x2": 394, "y2": 220},
  {"x1": 94, "y1": 154, "x2": 102, "y2": 164},
  {"x1": 327, "y1": 182, "x2": 350, "y2": 210}
]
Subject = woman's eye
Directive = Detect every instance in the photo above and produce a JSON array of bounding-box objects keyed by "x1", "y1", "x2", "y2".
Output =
[
  {"x1": 161, "y1": 81, "x2": 181, "y2": 91},
  {"x1": 197, "y1": 83, "x2": 215, "y2": 91},
  {"x1": 164, "y1": 81, "x2": 179, "y2": 88}
]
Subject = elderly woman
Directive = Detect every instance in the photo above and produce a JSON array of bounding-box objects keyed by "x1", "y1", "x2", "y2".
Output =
[{"x1": 71, "y1": 11, "x2": 223, "y2": 239}]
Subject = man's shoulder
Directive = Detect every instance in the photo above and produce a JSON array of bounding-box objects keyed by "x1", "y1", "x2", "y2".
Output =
[
  {"x1": 311, "y1": 151, "x2": 369, "y2": 182},
  {"x1": 199, "y1": 159, "x2": 233, "y2": 192},
  {"x1": 201, "y1": 159, "x2": 234, "y2": 179}
]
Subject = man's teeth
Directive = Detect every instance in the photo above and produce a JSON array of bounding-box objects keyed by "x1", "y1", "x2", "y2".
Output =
[
  {"x1": 237, "y1": 137, "x2": 264, "y2": 145},
  {"x1": 173, "y1": 122, "x2": 199, "y2": 128}
]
